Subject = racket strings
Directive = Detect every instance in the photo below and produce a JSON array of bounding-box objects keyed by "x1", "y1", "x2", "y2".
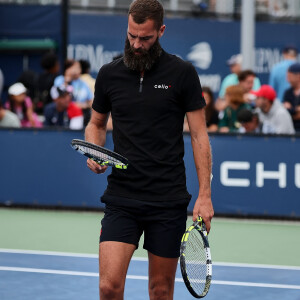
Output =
[
  {"x1": 185, "y1": 230, "x2": 208, "y2": 294},
  {"x1": 79, "y1": 145, "x2": 125, "y2": 165}
]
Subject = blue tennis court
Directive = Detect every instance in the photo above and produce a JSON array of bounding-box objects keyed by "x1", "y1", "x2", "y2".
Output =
[{"x1": 1, "y1": 249, "x2": 300, "y2": 300}]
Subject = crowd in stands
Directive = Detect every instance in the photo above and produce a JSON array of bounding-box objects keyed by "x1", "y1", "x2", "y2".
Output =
[
  {"x1": 0, "y1": 46, "x2": 299, "y2": 134},
  {"x1": 0, "y1": 52, "x2": 95, "y2": 130},
  {"x1": 184, "y1": 46, "x2": 299, "y2": 135}
]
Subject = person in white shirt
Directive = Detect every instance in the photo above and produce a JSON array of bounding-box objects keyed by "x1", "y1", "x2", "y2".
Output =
[
  {"x1": 252, "y1": 85, "x2": 295, "y2": 134},
  {"x1": 0, "y1": 101, "x2": 21, "y2": 128}
]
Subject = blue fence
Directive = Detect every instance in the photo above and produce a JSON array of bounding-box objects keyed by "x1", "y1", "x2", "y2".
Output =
[{"x1": 1, "y1": 129, "x2": 299, "y2": 218}]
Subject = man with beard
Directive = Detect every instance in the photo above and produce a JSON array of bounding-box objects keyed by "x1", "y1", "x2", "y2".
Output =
[{"x1": 84, "y1": 1, "x2": 214, "y2": 299}]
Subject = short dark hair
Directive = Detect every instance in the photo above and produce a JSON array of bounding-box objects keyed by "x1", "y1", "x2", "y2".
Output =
[
  {"x1": 282, "y1": 45, "x2": 298, "y2": 56},
  {"x1": 41, "y1": 52, "x2": 58, "y2": 70},
  {"x1": 129, "y1": 0, "x2": 164, "y2": 31},
  {"x1": 238, "y1": 70, "x2": 256, "y2": 82},
  {"x1": 64, "y1": 59, "x2": 76, "y2": 73},
  {"x1": 237, "y1": 109, "x2": 257, "y2": 123},
  {"x1": 79, "y1": 59, "x2": 91, "y2": 74}
]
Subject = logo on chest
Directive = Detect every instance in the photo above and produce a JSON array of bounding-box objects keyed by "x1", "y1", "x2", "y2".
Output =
[{"x1": 154, "y1": 84, "x2": 171, "y2": 90}]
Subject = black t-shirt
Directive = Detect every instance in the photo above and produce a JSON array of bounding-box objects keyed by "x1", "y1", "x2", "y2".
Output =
[
  {"x1": 283, "y1": 87, "x2": 300, "y2": 131},
  {"x1": 93, "y1": 50, "x2": 205, "y2": 203}
]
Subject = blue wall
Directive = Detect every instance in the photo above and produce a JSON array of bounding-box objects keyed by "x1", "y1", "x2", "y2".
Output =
[
  {"x1": 68, "y1": 13, "x2": 300, "y2": 95},
  {"x1": 1, "y1": 129, "x2": 299, "y2": 218},
  {"x1": 1, "y1": 5, "x2": 300, "y2": 98},
  {"x1": 0, "y1": 4, "x2": 63, "y2": 90}
]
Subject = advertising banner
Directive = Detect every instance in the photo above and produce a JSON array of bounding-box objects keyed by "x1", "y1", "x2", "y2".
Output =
[{"x1": 1, "y1": 129, "x2": 299, "y2": 218}]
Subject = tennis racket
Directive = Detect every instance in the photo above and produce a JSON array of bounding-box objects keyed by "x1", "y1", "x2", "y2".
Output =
[
  {"x1": 71, "y1": 139, "x2": 129, "y2": 169},
  {"x1": 180, "y1": 216, "x2": 212, "y2": 298}
]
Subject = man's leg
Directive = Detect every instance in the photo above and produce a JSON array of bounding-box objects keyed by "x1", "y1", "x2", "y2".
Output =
[
  {"x1": 148, "y1": 252, "x2": 178, "y2": 300},
  {"x1": 99, "y1": 241, "x2": 136, "y2": 300}
]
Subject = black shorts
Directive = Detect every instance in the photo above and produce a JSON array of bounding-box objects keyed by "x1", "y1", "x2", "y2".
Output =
[{"x1": 99, "y1": 195, "x2": 188, "y2": 258}]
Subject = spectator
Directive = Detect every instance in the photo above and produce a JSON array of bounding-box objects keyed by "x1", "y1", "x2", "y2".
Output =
[
  {"x1": 44, "y1": 85, "x2": 83, "y2": 130},
  {"x1": 253, "y1": 85, "x2": 295, "y2": 134},
  {"x1": 79, "y1": 59, "x2": 96, "y2": 94},
  {"x1": 36, "y1": 52, "x2": 60, "y2": 115},
  {"x1": 219, "y1": 85, "x2": 251, "y2": 133},
  {"x1": 0, "y1": 100, "x2": 21, "y2": 128},
  {"x1": 203, "y1": 86, "x2": 219, "y2": 132},
  {"x1": 237, "y1": 108, "x2": 261, "y2": 133},
  {"x1": 54, "y1": 59, "x2": 93, "y2": 125},
  {"x1": 238, "y1": 70, "x2": 259, "y2": 105},
  {"x1": 269, "y1": 45, "x2": 298, "y2": 102},
  {"x1": 193, "y1": 0, "x2": 209, "y2": 11},
  {"x1": 183, "y1": 86, "x2": 218, "y2": 132},
  {"x1": 6, "y1": 83, "x2": 42, "y2": 128},
  {"x1": 216, "y1": 54, "x2": 260, "y2": 111},
  {"x1": 283, "y1": 63, "x2": 300, "y2": 132},
  {"x1": 17, "y1": 70, "x2": 39, "y2": 102}
]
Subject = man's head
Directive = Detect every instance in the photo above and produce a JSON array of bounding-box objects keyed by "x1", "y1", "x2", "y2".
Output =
[
  {"x1": 63, "y1": 60, "x2": 82, "y2": 82},
  {"x1": 287, "y1": 62, "x2": 300, "y2": 89},
  {"x1": 41, "y1": 52, "x2": 60, "y2": 74},
  {"x1": 50, "y1": 85, "x2": 73, "y2": 112},
  {"x1": 282, "y1": 45, "x2": 298, "y2": 60},
  {"x1": 227, "y1": 54, "x2": 242, "y2": 75},
  {"x1": 129, "y1": 0, "x2": 164, "y2": 31},
  {"x1": 237, "y1": 109, "x2": 259, "y2": 133},
  {"x1": 238, "y1": 70, "x2": 256, "y2": 93},
  {"x1": 124, "y1": 0, "x2": 166, "y2": 72},
  {"x1": 225, "y1": 85, "x2": 245, "y2": 107},
  {"x1": 79, "y1": 59, "x2": 91, "y2": 75},
  {"x1": 252, "y1": 85, "x2": 276, "y2": 114},
  {"x1": 8, "y1": 82, "x2": 27, "y2": 104}
]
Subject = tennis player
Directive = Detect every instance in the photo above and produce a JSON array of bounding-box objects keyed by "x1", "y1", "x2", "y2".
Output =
[{"x1": 85, "y1": 0, "x2": 214, "y2": 299}]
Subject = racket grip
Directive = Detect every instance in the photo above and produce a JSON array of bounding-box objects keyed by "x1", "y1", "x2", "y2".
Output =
[{"x1": 196, "y1": 216, "x2": 207, "y2": 233}]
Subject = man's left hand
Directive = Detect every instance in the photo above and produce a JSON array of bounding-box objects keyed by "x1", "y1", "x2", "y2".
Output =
[{"x1": 192, "y1": 197, "x2": 214, "y2": 234}]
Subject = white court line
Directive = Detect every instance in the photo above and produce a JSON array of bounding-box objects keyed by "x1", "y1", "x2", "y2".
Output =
[
  {"x1": 0, "y1": 266, "x2": 300, "y2": 290},
  {"x1": 1, "y1": 248, "x2": 300, "y2": 270},
  {"x1": 213, "y1": 218, "x2": 300, "y2": 226},
  {"x1": 0, "y1": 248, "x2": 98, "y2": 258}
]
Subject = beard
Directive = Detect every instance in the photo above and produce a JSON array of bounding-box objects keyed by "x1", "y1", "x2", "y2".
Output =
[{"x1": 123, "y1": 37, "x2": 162, "y2": 72}]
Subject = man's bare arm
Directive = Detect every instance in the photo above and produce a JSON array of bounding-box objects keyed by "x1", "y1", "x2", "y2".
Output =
[
  {"x1": 85, "y1": 109, "x2": 110, "y2": 174},
  {"x1": 186, "y1": 108, "x2": 214, "y2": 233}
]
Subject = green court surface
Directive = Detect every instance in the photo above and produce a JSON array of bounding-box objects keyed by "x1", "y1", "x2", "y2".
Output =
[{"x1": 0, "y1": 208, "x2": 300, "y2": 267}]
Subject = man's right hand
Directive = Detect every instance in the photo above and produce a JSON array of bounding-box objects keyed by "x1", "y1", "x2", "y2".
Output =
[{"x1": 87, "y1": 158, "x2": 108, "y2": 174}]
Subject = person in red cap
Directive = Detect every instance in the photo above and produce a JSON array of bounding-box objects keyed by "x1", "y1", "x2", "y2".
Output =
[
  {"x1": 252, "y1": 85, "x2": 295, "y2": 134},
  {"x1": 43, "y1": 85, "x2": 83, "y2": 130}
]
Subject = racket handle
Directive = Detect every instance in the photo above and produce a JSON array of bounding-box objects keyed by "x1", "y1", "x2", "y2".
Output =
[{"x1": 195, "y1": 216, "x2": 207, "y2": 233}]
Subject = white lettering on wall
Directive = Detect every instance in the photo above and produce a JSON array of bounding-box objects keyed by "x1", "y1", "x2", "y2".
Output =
[
  {"x1": 254, "y1": 48, "x2": 282, "y2": 74},
  {"x1": 220, "y1": 161, "x2": 250, "y2": 187},
  {"x1": 68, "y1": 44, "x2": 121, "y2": 73},
  {"x1": 256, "y1": 162, "x2": 286, "y2": 188},
  {"x1": 198, "y1": 74, "x2": 221, "y2": 93},
  {"x1": 220, "y1": 161, "x2": 299, "y2": 188}
]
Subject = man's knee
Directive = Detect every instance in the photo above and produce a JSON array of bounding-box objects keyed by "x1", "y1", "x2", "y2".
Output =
[
  {"x1": 100, "y1": 279, "x2": 124, "y2": 299},
  {"x1": 149, "y1": 277, "x2": 174, "y2": 300}
]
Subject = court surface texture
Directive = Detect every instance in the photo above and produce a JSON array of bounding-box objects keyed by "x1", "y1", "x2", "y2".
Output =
[{"x1": 0, "y1": 208, "x2": 300, "y2": 300}]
